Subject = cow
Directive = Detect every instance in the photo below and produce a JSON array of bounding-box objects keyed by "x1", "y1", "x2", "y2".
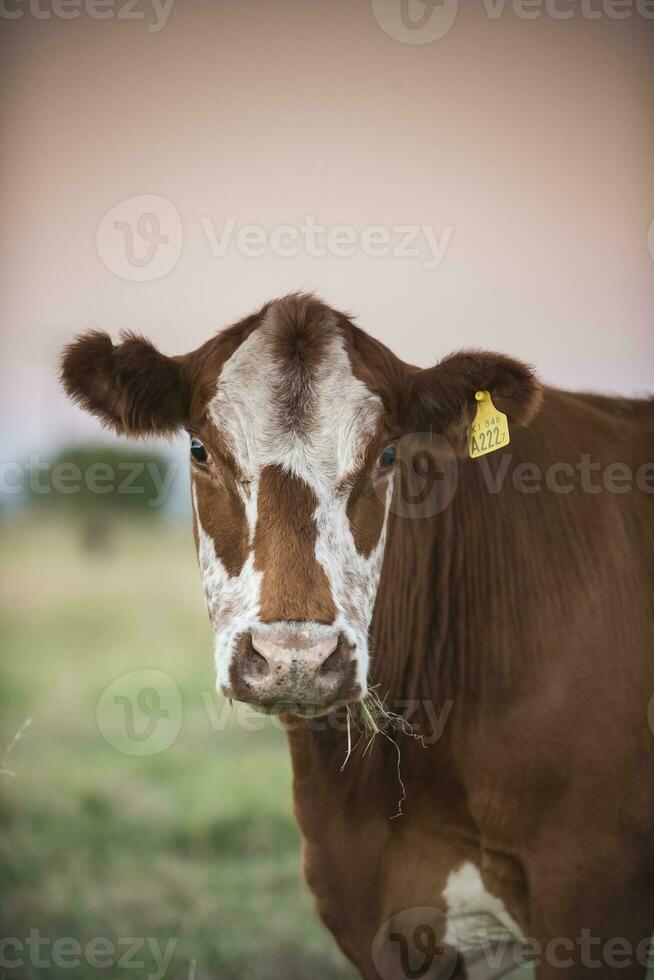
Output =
[{"x1": 61, "y1": 293, "x2": 654, "y2": 980}]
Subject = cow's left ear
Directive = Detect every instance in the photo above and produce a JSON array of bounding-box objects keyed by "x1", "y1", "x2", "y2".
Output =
[{"x1": 402, "y1": 350, "x2": 542, "y2": 456}]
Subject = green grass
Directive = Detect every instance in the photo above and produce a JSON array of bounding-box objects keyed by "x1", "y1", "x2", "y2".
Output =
[{"x1": 0, "y1": 516, "x2": 355, "y2": 980}]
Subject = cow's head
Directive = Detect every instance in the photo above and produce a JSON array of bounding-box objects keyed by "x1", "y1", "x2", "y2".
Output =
[{"x1": 61, "y1": 294, "x2": 541, "y2": 716}]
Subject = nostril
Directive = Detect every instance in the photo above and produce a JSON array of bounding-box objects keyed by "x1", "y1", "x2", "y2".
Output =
[
  {"x1": 250, "y1": 634, "x2": 266, "y2": 658},
  {"x1": 319, "y1": 640, "x2": 345, "y2": 678},
  {"x1": 245, "y1": 637, "x2": 271, "y2": 679}
]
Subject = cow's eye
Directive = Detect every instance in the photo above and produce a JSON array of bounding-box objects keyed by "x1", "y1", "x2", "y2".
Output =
[
  {"x1": 379, "y1": 445, "x2": 396, "y2": 469},
  {"x1": 190, "y1": 438, "x2": 209, "y2": 463}
]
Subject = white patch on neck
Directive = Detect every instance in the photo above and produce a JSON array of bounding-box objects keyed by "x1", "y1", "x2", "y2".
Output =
[{"x1": 443, "y1": 862, "x2": 524, "y2": 971}]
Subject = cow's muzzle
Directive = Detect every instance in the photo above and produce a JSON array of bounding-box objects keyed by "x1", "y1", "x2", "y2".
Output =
[{"x1": 224, "y1": 626, "x2": 360, "y2": 716}]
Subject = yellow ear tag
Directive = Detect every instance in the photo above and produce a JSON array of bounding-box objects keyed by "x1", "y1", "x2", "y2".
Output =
[{"x1": 468, "y1": 390, "x2": 510, "y2": 459}]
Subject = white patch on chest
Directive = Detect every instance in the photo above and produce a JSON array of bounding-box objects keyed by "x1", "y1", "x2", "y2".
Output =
[{"x1": 443, "y1": 861, "x2": 524, "y2": 961}]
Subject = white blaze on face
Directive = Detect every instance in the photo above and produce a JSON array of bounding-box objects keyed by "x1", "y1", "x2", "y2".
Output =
[
  {"x1": 192, "y1": 482, "x2": 261, "y2": 692},
  {"x1": 313, "y1": 481, "x2": 393, "y2": 691},
  {"x1": 192, "y1": 307, "x2": 393, "y2": 695}
]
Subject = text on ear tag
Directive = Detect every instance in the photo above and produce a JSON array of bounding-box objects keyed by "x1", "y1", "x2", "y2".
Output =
[{"x1": 468, "y1": 390, "x2": 510, "y2": 459}]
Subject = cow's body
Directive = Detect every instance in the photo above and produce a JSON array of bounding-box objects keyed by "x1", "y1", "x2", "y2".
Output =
[
  {"x1": 61, "y1": 295, "x2": 654, "y2": 979},
  {"x1": 291, "y1": 388, "x2": 654, "y2": 979}
]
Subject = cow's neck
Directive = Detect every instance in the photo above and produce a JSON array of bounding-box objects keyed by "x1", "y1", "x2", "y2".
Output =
[
  {"x1": 285, "y1": 455, "x2": 526, "y2": 970},
  {"x1": 285, "y1": 449, "x2": 531, "y2": 820},
  {"x1": 286, "y1": 456, "x2": 509, "y2": 814},
  {"x1": 371, "y1": 504, "x2": 456, "y2": 706},
  {"x1": 371, "y1": 453, "x2": 515, "y2": 711}
]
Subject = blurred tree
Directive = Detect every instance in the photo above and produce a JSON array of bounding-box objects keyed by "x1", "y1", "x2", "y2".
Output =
[{"x1": 27, "y1": 445, "x2": 175, "y2": 552}]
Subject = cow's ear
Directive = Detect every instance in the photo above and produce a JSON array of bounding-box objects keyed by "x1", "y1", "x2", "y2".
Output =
[
  {"x1": 402, "y1": 350, "x2": 542, "y2": 456},
  {"x1": 60, "y1": 330, "x2": 188, "y2": 436}
]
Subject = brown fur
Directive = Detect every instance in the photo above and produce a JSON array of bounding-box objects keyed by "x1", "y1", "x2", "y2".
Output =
[
  {"x1": 292, "y1": 385, "x2": 654, "y2": 980},
  {"x1": 267, "y1": 293, "x2": 336, "y2": 436},
  {"x1": 344, "y1": 431, "x2": 392, "y2": 559},
  {"x1": 346, "y1": 471, "x2": 387, "y2": 559},
  {"x1": 60, "y1": 330, "x2": 189, "y2": 436},
  {"x1": 253, "y1": 464, "x2": 337, "y2": 624},
  {"x1": 60, "y1": 294, "x2": 654, "y2": 980},
  {"x1": 193, "y1": 464, "x2": 248, "y2": 579}
]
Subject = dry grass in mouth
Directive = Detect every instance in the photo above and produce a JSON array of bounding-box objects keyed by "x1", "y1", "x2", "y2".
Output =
[{"x1": 341, "y1": 688, "x2": 427, "y2": 819}]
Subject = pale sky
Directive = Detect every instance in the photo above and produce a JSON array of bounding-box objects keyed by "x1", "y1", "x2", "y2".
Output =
[{"x1": 1, "y1": 0, "x2": 652, "y2": 466}]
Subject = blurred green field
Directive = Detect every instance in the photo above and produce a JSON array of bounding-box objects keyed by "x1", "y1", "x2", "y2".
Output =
[{"x1": 0, "y1": 516, "x2": 356, "y2": 980}]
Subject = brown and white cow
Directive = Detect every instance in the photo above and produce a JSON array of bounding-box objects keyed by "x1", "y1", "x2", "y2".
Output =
[{"x1": 61, "y1": 294, "x2": 654, "y2": 980}]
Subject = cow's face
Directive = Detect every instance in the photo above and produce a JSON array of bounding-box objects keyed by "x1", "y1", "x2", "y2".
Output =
[
  {"x1": 188, "y1": 302, "x2": 396, "y2": 714},
  {"x1": 61, "y1": 294, "x2": 540, "y2": 715}
]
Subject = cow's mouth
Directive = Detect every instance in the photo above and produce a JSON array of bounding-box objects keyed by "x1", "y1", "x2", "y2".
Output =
[{"x1": 248, "y1": 696, "x2": 359, "y2": 719}]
